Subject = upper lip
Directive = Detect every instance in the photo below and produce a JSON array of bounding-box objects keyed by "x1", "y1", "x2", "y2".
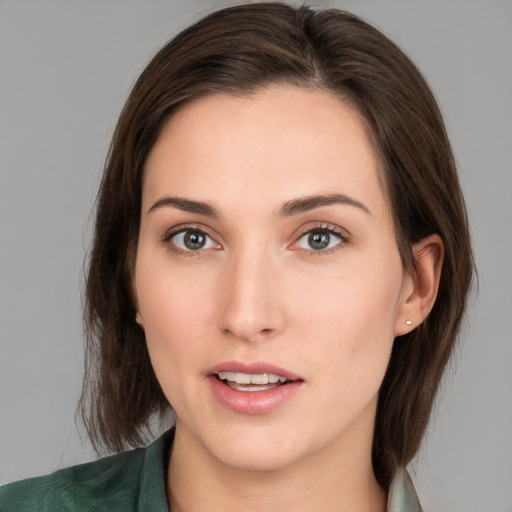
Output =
[{"x1": 206, "y1": 361, "x2": 303, "y2": 381}]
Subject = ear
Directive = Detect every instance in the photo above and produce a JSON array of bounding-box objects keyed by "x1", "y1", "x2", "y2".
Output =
[
  {"x1": 130, "y1": 280, "x2": 145, "y2": 328},
  {"x1": 395, "y1": 234, "x2": 444, "y2": 336}
]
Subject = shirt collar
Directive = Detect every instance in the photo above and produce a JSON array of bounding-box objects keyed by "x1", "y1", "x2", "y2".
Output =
[{"x1": 387, "y1": 467, "x2": 423, "y2": 512}]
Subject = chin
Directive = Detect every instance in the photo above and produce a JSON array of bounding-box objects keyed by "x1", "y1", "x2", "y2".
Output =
[
  {"x1": 199, "y1": 420, "x2": 307, "y2": 473},
  {"x1": 213, "y1": 442, "x2": 297, "y2": 473}
]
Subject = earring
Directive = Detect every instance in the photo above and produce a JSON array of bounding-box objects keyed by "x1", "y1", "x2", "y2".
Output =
[
  {"x1": 405, "y1": 320, "x2": 412, "y2": 326},
  {"x1": 135, "y1": 312, "x2": 143, "y2": 326}
]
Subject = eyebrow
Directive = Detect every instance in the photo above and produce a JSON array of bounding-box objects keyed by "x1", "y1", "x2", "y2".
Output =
[
  {"x1": 148, "y1": 196, "x2": 220, "y2": 217},
  {"x1": 147, "y1": 193, "x2": 370, "y2": 218},
  {"x1": 278, "y1": 193, "x2": 371, "y2": 217}
]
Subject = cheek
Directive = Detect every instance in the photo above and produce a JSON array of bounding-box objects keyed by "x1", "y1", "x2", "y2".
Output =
[
  {"x1": 292, "y1": 256, "x2": 403, "y2": 387},
  {"x1": 134, "y1": 256, "x2": 218, "y2": 403},
  {"x1": 136, "y1": 243, "x2": 216, "y2": 334}
]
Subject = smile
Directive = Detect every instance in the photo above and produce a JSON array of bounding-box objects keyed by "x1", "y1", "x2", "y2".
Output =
[{"x1": 217, "y1": 372, "x2": 289, "y2": 392}]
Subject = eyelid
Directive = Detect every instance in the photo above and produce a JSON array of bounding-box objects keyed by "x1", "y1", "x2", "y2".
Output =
[
  {"x1": 160, "y1": 221, "x2": 350, "y2": 255},
  {"x1": 161, "y1": 223, "x2": 222, "y2": 254},
  {"x1": 290, "y1": 222, "x2": 351, "y2": 253}
]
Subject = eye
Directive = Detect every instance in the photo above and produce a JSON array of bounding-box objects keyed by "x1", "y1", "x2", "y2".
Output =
[
  {"x1": 296, "y1": 228, "x2": 343, "y2": 252},
  {"x1": 169, "y1": 229, "x2": 218, "y2": 252}
]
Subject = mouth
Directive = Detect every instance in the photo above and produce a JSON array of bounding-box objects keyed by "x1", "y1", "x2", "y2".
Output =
[
  {"x1": 206, "y1": 361, "x2": 303, "y2": 414},
  {"x1": 215, "y1": 372, "x2": 292, "y2": 392}
]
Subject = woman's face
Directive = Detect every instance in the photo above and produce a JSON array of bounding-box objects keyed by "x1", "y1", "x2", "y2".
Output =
[{"x1": 135, "y1": 85, "x2": 412, "y2": 472}]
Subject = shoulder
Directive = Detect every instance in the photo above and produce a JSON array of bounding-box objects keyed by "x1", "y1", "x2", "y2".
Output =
[
  {"x1": 0, "y1": 449, "x2": 146, "y2": 511},
  {"x1": 0, "y1": 430, "x2": 172, "y2": 512}
]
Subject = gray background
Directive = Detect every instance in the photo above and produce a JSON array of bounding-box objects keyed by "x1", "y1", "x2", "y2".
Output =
[{"x1": 0, "y1": 1, "x2": 511, "y2": 511}]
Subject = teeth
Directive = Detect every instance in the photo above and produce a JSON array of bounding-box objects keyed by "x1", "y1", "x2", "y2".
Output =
[
  {"x1": 217, "y1": 372, "x2": 288, "y2": 385},
  {"x1": 250, "y1": 374, "x2": 268, "y2": 385}
]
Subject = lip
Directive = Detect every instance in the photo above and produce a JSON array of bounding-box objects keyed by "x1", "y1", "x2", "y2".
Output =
[{"x1": 206, "y1": 360, "x2": 304, "y2": 415}]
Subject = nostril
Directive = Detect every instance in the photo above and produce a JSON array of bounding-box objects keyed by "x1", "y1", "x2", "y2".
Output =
[{"x1": 222, "y1": 326, "x2": 275, "y2": 342}]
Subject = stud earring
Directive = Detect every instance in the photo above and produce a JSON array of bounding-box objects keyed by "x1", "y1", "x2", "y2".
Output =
[
  {"x1": 135, "y1": 312, "x2": 143, "y2": 326},
  {"x1": 405, "y1": 320, "x2": 412, "y2": 326}
]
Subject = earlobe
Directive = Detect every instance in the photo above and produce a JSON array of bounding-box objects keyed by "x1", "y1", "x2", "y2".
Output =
[
  {"x1": 395, "y1": 234, "x2": 444, "y2": 336},
  {"x1": 131, "y1": 284, "x2": 145, "y2": 328},
  {"x1": 129, "y1": 278, "x2": 143, "y2": 322}
]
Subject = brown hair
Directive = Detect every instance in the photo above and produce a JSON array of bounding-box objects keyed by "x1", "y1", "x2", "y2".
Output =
[{"x1": 80, "y1": 2, "x2": 474, "y2": 488}]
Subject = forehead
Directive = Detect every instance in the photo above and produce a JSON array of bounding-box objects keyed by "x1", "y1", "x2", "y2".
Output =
[{"x1": 143, "y1": 85, "x2": 387, "y2": 218}]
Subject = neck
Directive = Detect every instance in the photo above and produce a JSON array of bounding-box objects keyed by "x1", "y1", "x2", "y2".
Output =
[{"x1": 167, "y1": 419, "x2": 386, "y2": 512}]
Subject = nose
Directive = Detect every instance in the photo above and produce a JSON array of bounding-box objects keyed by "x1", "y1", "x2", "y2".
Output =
[{"x1": 218, "y1": 246, "x2": 285, "y2": 343}]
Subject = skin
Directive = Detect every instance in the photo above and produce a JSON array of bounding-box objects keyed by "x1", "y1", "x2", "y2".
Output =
[{"x1": 134, "y1": 85, "x2": 443, "y2": 512}]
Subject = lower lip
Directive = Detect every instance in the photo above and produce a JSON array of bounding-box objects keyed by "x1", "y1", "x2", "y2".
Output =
[{"x1": 208, "y1": 376, "x2": 303, "y2": 415}]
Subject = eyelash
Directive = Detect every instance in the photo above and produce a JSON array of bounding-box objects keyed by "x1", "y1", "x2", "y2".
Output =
[
  {"x1": 161, "y1": 224, "x2": 220, "y2": 257},
  {"x1": 294, "y1": 223, "x2": 351, "y2": 256},
  {"x1": 161, "y1": 223, "x2": 351, "y2": 257}
]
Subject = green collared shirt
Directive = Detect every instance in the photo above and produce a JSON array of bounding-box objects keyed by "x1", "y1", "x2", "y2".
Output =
[{"x1": 0, "y1": 430, "x2": 422, "y2": 511}]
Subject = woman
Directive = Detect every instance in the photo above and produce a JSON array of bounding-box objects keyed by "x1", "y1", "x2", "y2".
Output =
[{"x1": 0, "y1": 3, "x2": 474, "y2": 511}]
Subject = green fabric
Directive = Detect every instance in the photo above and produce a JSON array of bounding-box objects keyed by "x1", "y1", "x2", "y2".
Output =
[
  {"x1": 0, "y1": 429, "x2": 422, "y2": 511},
  {"x1": 0, "y1": 431, "x2": 171, "y2": 511}
]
